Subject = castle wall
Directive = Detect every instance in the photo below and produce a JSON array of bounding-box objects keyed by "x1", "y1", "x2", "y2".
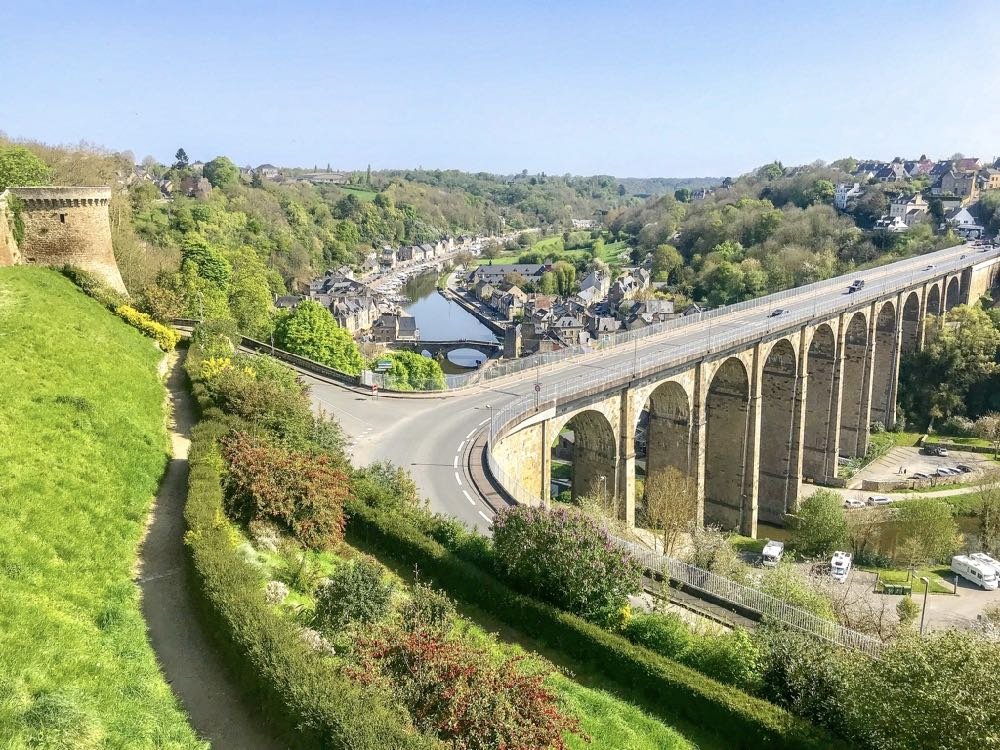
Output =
[
  {"x1": 9, "y1": 186, "x2": 127, "y2": 294},
  {"x1": 0, "y1": 191, "x2": 21, "y2": 266}
]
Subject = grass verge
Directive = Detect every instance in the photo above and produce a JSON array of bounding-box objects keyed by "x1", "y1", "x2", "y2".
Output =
[{"x1": 0, "y1": 268, "x2": 202, "y2": 748}]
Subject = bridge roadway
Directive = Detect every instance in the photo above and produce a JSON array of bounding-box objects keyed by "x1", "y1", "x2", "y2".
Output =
[{"x1": 304, "y1": 239, "x2": 999, "y2": 535}]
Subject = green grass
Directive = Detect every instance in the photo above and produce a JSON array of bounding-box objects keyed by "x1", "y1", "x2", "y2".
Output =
[
  {"x1": 867, "y1": 566, "x2": 954, "y2": 594},
  {"x1": 338, "y1": 185, "x2": 377, "y2": 202},
  {"x1": 888, "y1": 431, "x2": 924, "y2": 447},
  {"x1": 0, "y1": 268, "x2": 202, "y2": 748},
  {"x1": 249, "y1": 538, "x2": 699, "y2": 750}
]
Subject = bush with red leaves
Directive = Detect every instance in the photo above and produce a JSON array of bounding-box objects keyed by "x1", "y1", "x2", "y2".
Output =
[
  {"x1": 220, "y1": 430, "x2": 349, "y2": 549},
  {"x1": 348, "y1": 623, "x2": 584, "y2": 750}
]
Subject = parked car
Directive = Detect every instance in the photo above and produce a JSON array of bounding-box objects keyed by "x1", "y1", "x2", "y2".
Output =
[
  {"x1": 912, "y1": 471, "x2": 931, "y2": 480},
  {"x1": 923, "y1": 445, "x2": 949, "y2": 457},
  {"x1": 761, "y1": 540, "x2": 784, "y2": 568},
  {"x1": 831, "y1": 551, "x2": 853, "y2": 583},
  {"x1": 936, "y1": 446, "x2": 949, "y2": 457},
  {"x1": 935, "y1": 468, "x2": 955, "y2": 478},
  {"x1": 844, "y1": 498, "x2": 865, "y2": 509},
  {"x1": 957, "y1": 464, "x2": 974, "y2": 473},
  {"x1": 867, "y1": 495, "x2": 892, "y2": 506}
]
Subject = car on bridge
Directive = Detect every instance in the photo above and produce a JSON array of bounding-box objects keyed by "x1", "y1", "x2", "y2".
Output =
[
  {"x1": 768, "y1": 308, "x2": 787, "y2": 317},
  {"x1": 847, "y1": 278, "x2": 865, "y2": 293},
  {"x1": 923, "y1": 263, "x2": 936, "y2": 271}
]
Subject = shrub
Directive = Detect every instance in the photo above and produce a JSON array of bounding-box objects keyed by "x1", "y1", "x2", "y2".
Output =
[
  {"x1": 790, "y1": 490, "x2": 848, "y2": 557},
  {"x1": 314, "y1": 558, "x2": 394, "y2": 633},
  {"x1": 114, "y1": 305, "x2": 181, "y2": 350},
  {"x1": 349, "y1": 621, "x2": 582, "y2": 750},
  {"x1": 184, "y1": 419, "x2": 436, "y2": 750},
  {"x1": 351, "y1": 460, "x2": 422, "y2": 513},
  {"x1": 399, "y1": 579, "x2": 457, "y2": 633},
  {"x1": 491, "y1": 505, "x2": 642, "y2": 625},
  {"x1": 624, "y1": 612, "x2": 691, "y2": 658},
  {"x1": 220, "y1": 431, "x2": 349, "y2": 549},
  {"x1": 60, "y1": 265, "x2": 127, "y2": 309},
  {"x1": 683, "y1": 629, "x2": 765, "y2": 694},
  {"x1": 938, "y1": 415, "x2": 976, "y2": 438},
  {"x1": 345, "y1": 501, "x2": 834, "y2": 749}
]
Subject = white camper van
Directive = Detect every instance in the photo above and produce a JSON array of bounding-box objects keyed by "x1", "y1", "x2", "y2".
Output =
[
  {"x1": 830, "y1": 551, "x2": 852, "y2": 583},
  {"x1": 970, "y1": 551, "x2": 1000, "y2": 574},
  {"x1": 761, "y1": 540, "x2": 784, "y2": 568},
  {"x1": 951, "y1": 555, "x2": 999, "y2": 591}
]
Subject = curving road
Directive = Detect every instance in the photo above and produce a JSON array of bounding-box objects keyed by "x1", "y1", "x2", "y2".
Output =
[{"x1": 305, "y1": 240, "x2": 999, "y2": 530}]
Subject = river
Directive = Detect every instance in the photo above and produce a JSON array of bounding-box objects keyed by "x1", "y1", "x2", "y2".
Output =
[{"x1": 402, "y1": 271, "x2": 498, "y2": 370}]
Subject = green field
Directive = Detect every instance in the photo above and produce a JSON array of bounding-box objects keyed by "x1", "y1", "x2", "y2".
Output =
[
  {"x1": 337, "y1": 184, "x2": 377, "y2": 201},
  {"x1": 0, "y1": 268, "x2": 201, "y2": 748}
]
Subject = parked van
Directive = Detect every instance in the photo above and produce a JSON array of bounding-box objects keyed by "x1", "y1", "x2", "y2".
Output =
[
  {"x1": 761, "y1": 540, "x2": 784, "y2": 568},
  {"x1": 830, "y1": 551, "x2": 852, "y2": 583},
  {"x1": 970, "y1": 552, "x2": 1000, "y2": 576},
  {"x1": 951, "y1": 555, "x2": 999, "y2": 591}
]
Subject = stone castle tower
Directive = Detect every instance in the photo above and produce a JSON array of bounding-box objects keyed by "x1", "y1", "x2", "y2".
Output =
[{"x1": 0, "y1": 186, "x2": 127, "y2": 294}]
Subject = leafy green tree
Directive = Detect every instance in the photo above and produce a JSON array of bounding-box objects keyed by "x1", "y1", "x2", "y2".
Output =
[
  {"x1": 173, "y1": 148, "x2": 189, "y2": 169},
  {"x1": 551, "y1": 260, "x2": 576, "y2": 296},
  {"x1": 273, "y1": 299, "x2": 364, "y2": 374},
  {"x1": 651, "y1": 244, "x2": 683, "y2": 282},
  {"x1": 314, "y1": 558, "x2": 394, "y2": 632},
  {"x1": 790, "y1": 490, "x2": 848, "y2": 557},
  {"x1": 202, "y1": 156, "x2": 240, "y2": 188},
  {"x1": 674, "y1": 187, "x2": 692, "y2": 203},
  {"x1": 379, "y1": 350, "x2": 445, "y2": 390},
  {"x1": 895, "y1": 499, "x2": 960, "y2": 565},
  {"x1": 0, "y1": 146, "x2": 51, "y2": 189},
  {"x1": 226, "y1": 247, "x2": 275, "y2": 338},
  {"x1": 181, "y1": 237, "x2": 232, "y2": 288},
  {"x1": 538, "y1": 271, "x2": 557, "y2": 295},
  {"x1": 806, "y1": 179, "x2": 835, "y2": 205}
]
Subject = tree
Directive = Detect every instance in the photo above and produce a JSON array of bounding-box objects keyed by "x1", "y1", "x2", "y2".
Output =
[
  {"x1": 551, "y1": 260, "x2": 576, "y2": 296},
  {"x1": 974, "y1": 413, "x2": 1000, "y2": 458},
  {"x1": 538, "y1": 271, "x2": 557, "y2": 295},
  {"x1": 643, "y1": 467, "x2": 697, "y2": 554},
  {"x1": 273, "y1": 299, "x2": 364, "y2": 374},
  {"x1": 845, "y1": 503, "x2": 889, "y2": 565},
  {"x1": 895, "y1": 499, "x2": 960, "y2": 565},
  {"x1": 181, "y1": 238, "x2": 232, "y2": 288},
  {"x1": 790, "y1": 490, "x2": 848, "y2": 557},
  {"x1": 227, "y1": 247, "x2": 275, "y2": 338},
  {"x1": 651, "y1": 244, "x2": 683, "y2": 283},
  {"x1": 806, "y1": 179, "x2": 835, "y2": 205},
  {"x1": 202, "y1": 156, "x2": 240, "y2": 188},
  {"x1": 314, "y1": 558, "x2": 394, "y2": 632},
  {"x1": 0, "y1": 145, "x2": 51, "y2": 189},
  {"x1": 173, "y1": 148, "x2": 189, "y2": 169},
  {"x1": 491, "y1": 505, "x2": 642, "y2": 624},
  {"x1": 674, "y1": 187, "x2": 692, "y2": 203}
]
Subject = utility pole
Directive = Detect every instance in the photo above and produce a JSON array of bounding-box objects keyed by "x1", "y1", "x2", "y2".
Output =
[{"x1": 919, "y1": 576, "x2": 930, "y2": 635}]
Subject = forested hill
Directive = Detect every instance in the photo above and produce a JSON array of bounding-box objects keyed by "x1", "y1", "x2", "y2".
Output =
[{"x1": 607, "y1": 161, "x2": 957, "y2": 307}]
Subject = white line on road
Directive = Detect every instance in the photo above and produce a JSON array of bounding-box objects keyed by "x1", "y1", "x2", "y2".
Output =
[
  {"x1": 457, "y1": 440, "x2": 466, "y2": 452},
  {"x1": 462, "y1": 490, "x2": 475, "y2": 505},
  {"x1": 478, "y1": 510, "x2": 492, "y2": 523},
  {"x1": 453, "y1": 455, "x2": 458, "y2": 468},
  {"x1": 465, "y1": 428, "x2": 477, "y2": 440},
  {"x1": 454, "y1": 472, "x2": 463, "y2": 486}
]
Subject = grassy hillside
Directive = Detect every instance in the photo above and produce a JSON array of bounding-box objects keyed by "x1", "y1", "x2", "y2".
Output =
[{"x1": 0, "y1": 268, "x2": 202, "y2": 748}]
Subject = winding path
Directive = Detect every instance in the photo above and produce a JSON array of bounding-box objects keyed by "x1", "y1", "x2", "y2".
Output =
[{"x1": 138, "y1": 353, "x2": 283, "y2": 750}]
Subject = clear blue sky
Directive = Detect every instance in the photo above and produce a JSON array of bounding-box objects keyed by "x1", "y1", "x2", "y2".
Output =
[{"x1": 2, "y1": 1, "x2": 998, "y2": 177}]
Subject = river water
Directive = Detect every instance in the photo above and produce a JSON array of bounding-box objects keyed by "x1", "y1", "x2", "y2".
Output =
[{"x1": 402, "y1": 271, "x2": 498, "y2": 369}]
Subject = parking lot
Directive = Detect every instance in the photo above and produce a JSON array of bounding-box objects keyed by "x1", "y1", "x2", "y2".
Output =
[{"x1": 854, "y1": 446, "x2": 996, "y2": 487}]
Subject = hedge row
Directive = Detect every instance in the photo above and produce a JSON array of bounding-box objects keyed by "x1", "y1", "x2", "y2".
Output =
[
  {"x1": 345, "y1": 501, "x2": 840, "y2": 750},
  {"x1": 116, "y1": 304, "x2": 180, "y2": 351},
  {"x1": 184, "y1": 412, "x2": 440, "y2": 750}
]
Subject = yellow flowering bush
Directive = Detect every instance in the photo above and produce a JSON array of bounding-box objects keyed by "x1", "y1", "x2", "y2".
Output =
[{"x1": 114, "y1": 305, "x2": 181, "y2": 351}]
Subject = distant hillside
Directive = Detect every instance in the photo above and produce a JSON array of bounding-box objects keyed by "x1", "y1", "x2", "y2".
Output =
[{"x1": 617, "y1": 176, "x2": 721, "y2": 197}]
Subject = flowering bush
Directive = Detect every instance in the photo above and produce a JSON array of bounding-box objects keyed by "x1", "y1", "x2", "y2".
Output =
[
  {"x1": 491, "y1": 505, "x2": 642, "y2": 625},
  {"x1": 349, "y1": 621, "x2": 582, "y2": 750},
  {"x1": 114, "y1": 304, "x2": 180, "y2": 351},
  {"x1": 220, "y1": 430, "x2": 349, "y2": 549}
]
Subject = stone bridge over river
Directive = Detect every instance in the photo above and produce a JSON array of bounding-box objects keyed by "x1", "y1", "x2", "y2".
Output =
[{"x1": 487, "y1": 242, "x2": 1000, "y2": 537}]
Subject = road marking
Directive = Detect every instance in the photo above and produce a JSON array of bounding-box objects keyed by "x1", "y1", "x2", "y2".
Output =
[
  {"x1": 462, "y1": 490, "x2": 475, "y2": 505},
  {"x1": 478, "y1": 418, "x2": 490, "y2": 426},
  {"x1": 465, "y1": 428, "x2": 477, "y2": 439},
  {"x1": 457, "y1": 440, "x2": 466, "y2": 452},
  {"x1": 478, "y1": 510, "x2": 492, "y2": 523},
  {"x1": 453, "y1": 455, "x2": 458, "y2": 468},
  {"x1": 454, "y1": 472, "x2": 462, "y2": 486}
]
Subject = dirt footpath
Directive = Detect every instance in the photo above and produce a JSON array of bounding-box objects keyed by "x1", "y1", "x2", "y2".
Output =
[{"x1": 138, "y1": 353, "x2": 284, "y2": 749}]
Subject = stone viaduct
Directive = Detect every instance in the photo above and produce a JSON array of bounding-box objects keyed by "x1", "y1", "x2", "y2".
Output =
[{"x1": 490, "y1": 254, "x2": 1000, "y2": 538}]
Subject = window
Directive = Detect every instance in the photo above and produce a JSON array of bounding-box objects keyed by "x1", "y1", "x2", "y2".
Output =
[{"x1": 59, "y1": 213, "x2": 66, "y2": 223}]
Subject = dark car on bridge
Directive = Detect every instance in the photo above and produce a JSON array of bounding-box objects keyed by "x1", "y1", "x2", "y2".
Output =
[{"x1": 847, "y1": 279, "x2": 865, "y2": 293}]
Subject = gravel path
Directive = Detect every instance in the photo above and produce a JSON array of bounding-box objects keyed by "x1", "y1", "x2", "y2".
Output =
[{"x1": 138, "y1": 353, "x2": 283, "y2": 749}]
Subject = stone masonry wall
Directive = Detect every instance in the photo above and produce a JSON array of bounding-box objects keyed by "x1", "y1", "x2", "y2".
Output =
[
  {"x1": 0, "y1": 192, "x2": 20, "y2": 266},
  {"x1": 10, "y1": 187, "x2": 127, "y2": 294}
]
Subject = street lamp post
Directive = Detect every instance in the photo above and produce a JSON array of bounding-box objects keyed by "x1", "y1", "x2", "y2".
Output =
[
  {"x1": 486, "y1": 404, "x2": 494, "y2": 440},
  {"x1": 919, "y1": 576, "x2": 930, "y2": 635}
]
